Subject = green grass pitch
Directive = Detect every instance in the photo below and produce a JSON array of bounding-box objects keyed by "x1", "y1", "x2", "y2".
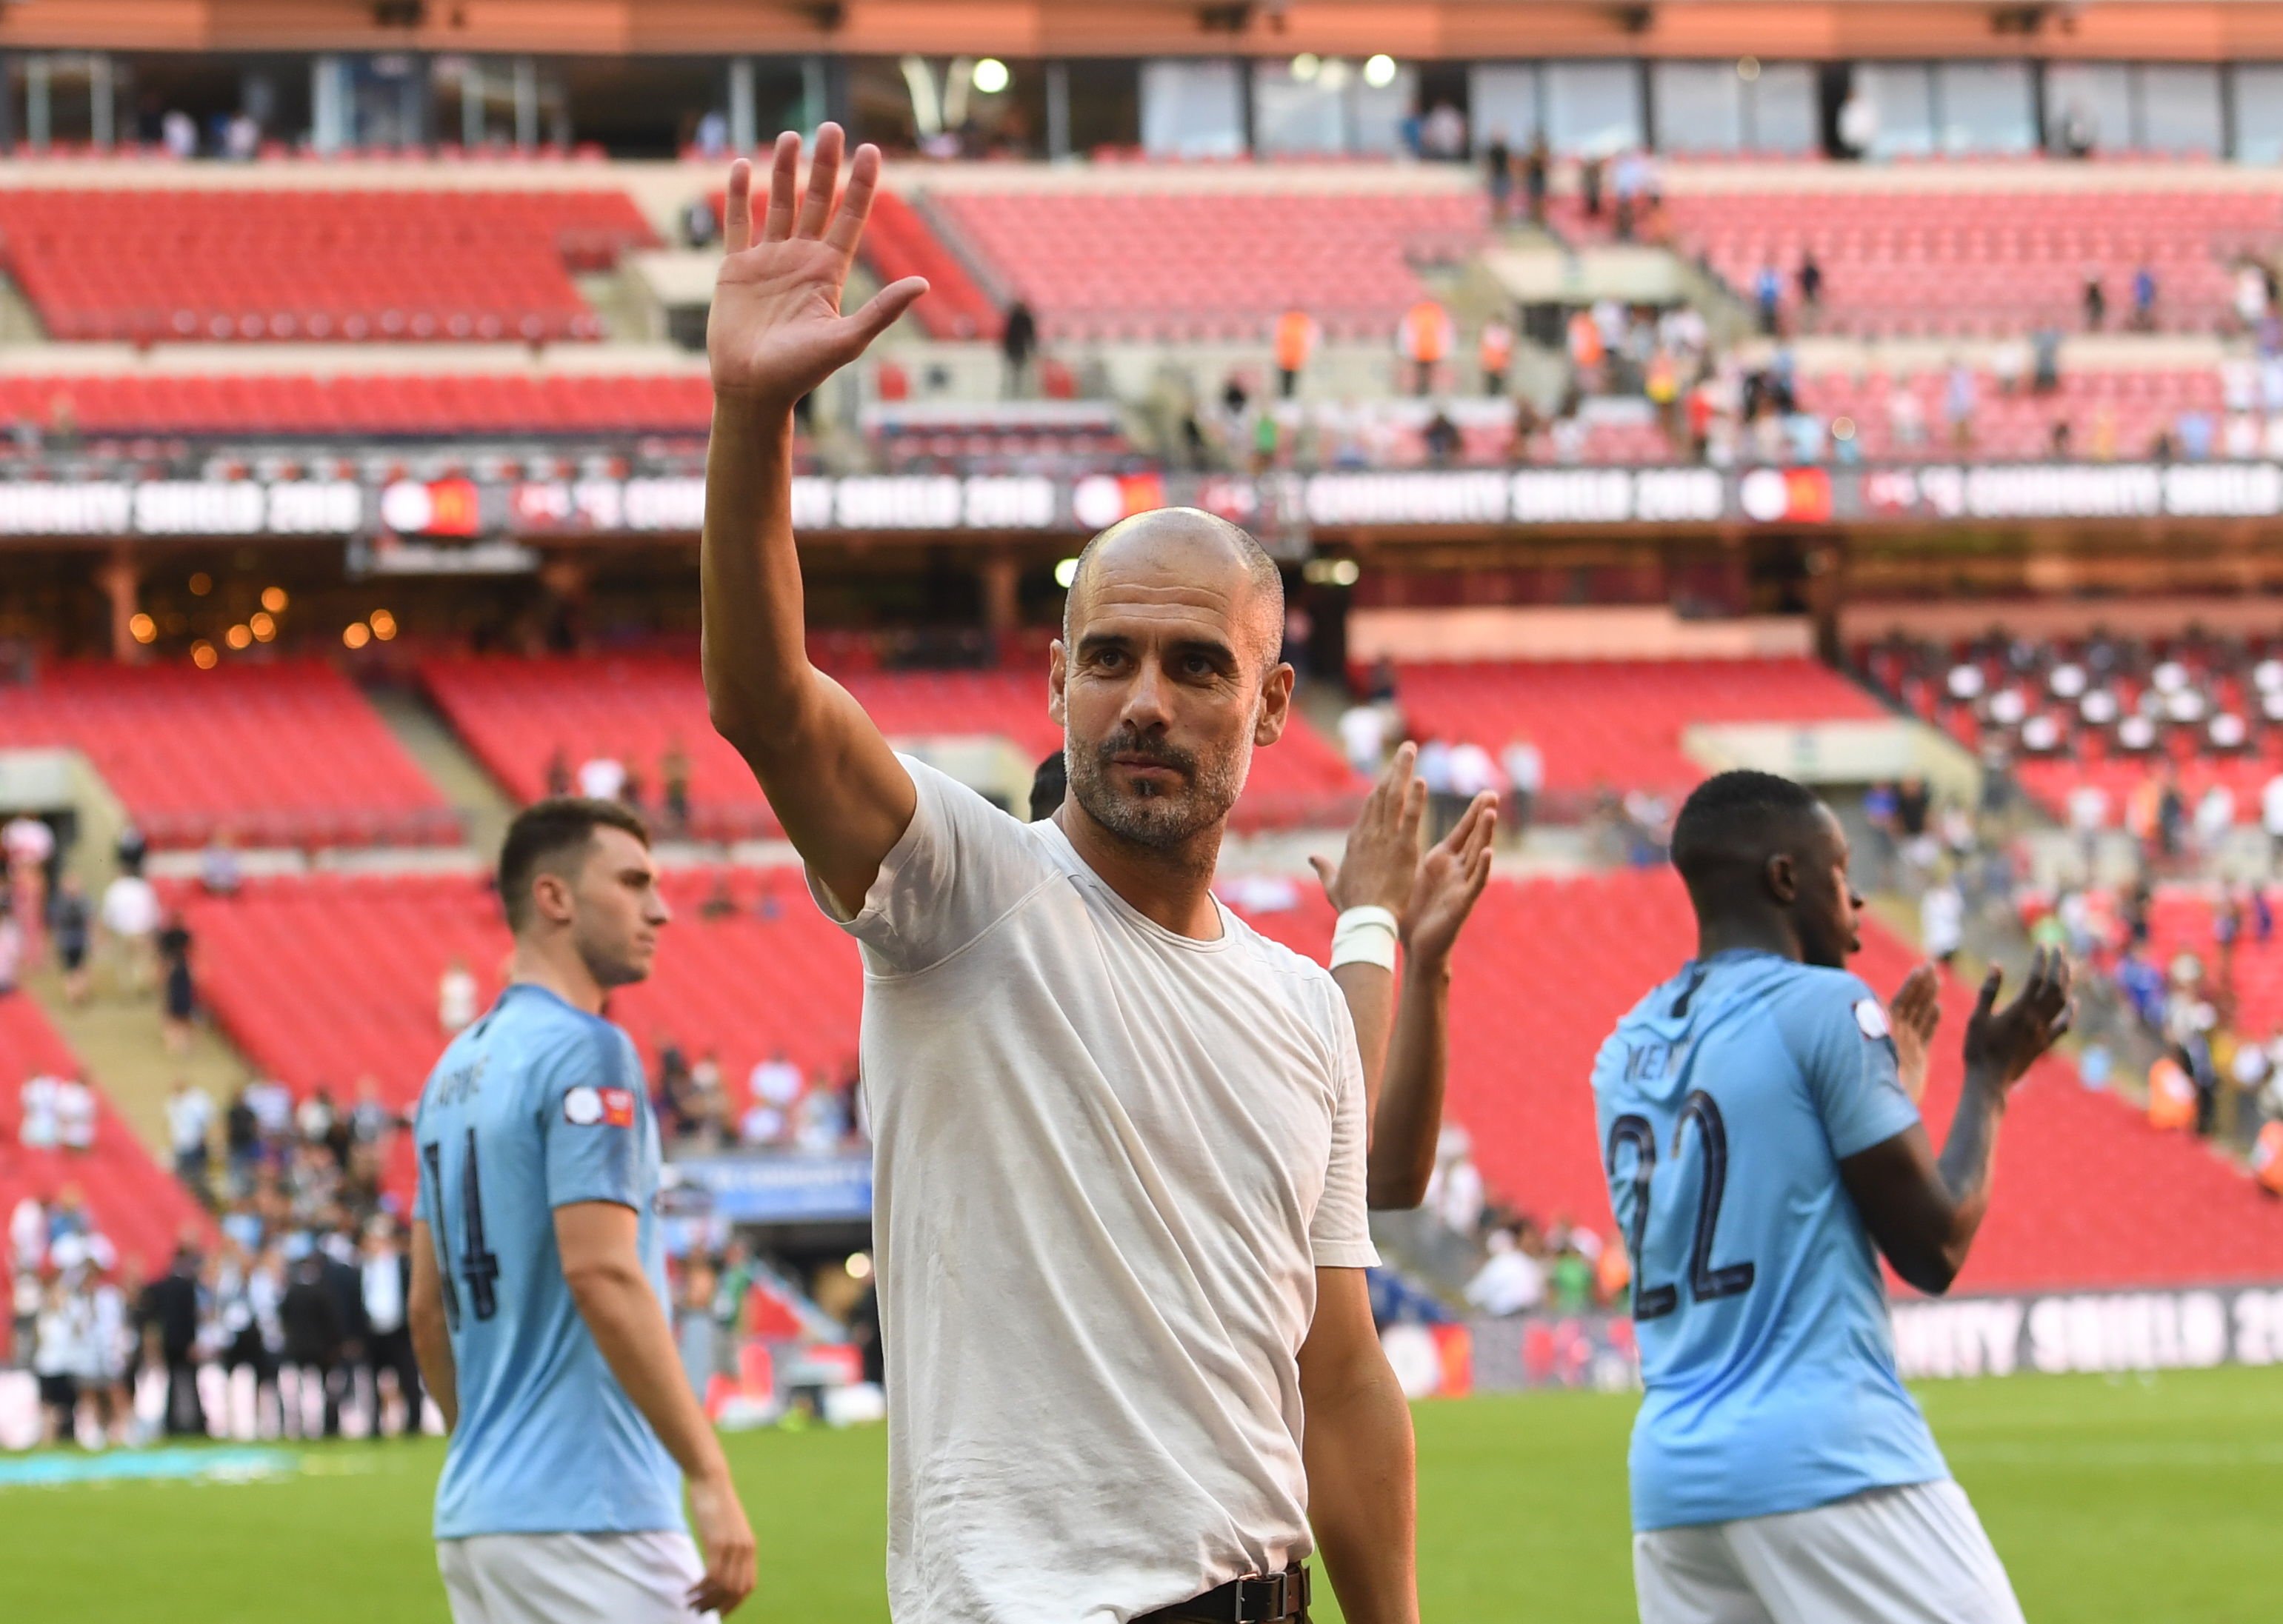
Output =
[{"x1": 6, "y1": 1367, "x2": 2280, "y2": 1622}]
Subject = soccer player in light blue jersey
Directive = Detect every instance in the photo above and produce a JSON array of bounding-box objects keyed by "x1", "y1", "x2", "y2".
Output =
[
  {"x1": 1593, "y1": 770, "x2": 2071, "y2": 1624},
  {"x1": 408, "y1": 799, "x2": 756, "y2": 1623}
]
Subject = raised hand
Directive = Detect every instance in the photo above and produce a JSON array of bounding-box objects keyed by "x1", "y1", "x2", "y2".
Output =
[
  {"x1": 1404, "y1": 791, "x2": 1497, "y2": 967},
  {"x1": 1962, "y1": 946, "x2": 2074, "y2": 1091},
  {"x1": 1310, "y1": 743, "x2": 1427, "y2": 921},
  {"x1": 708, "y1": 124, "x2": 930, "y2": 411},
  {"x1": 1888, "y1": 962, "x2": 1942, "y2": 1105}
]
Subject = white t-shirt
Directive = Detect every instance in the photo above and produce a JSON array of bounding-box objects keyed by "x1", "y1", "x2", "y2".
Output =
[
  {"x1": 576, "y1": 756, "x2": 627, "y2": 801},
  {"x1": 2263, "y1": 775, "x2": 2283, "y2": 836},
  {"x1": 2, "y1": 815, "x2": 54, "y2": 868},
  {"x1": 1921, "y1": 884, "x2": 1965, "y2": 958},
  {"x1": 814, "y1": 758, "x2": 1375, "y2": 1623},
  {"x1": 19, "y1": 1075, "x2": 61, "y2": 1149},
  {"x1": 438, "y1": 968, "x2": 479, "y2": 1033},
  {"x1": 55, "y1": 1079, "x2": 96, "y2": 1149},
  {"x1": 748, "y1": 1058, "x2": 802, "y2": 1107},
  {"x1": 100, "y1": 874, "x2": 160, "y2": 938},
  {"x1": 167, "y1": 1087, "x2": 213, "y2": 1156}
]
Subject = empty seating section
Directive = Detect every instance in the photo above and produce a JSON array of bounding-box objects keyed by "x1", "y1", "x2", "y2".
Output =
[
  {"x1": 0, "y1": 189, "x2": 657, "y2": 342},
  {"x1": 0, "y1": 998, "x2": 210, "y2": 1283},
  {"x1": 420, "y1": 654, "x2": 1364, "y2": 835},
  {"x1": 1799, "y1": 368, "x2": 2226, "y2": 462},
  {"x1": 0, "y1": 372, "x2": 714, "y2": 438},
  {"x1": 862, "y1": 193, "x2": 1004, "y2": 341},
  {"x1": 864, "y1": 402, "x2": 1136, "y2": 474},
  {"x1": 0, "y1": 662, "x2": 456, "y2": 849},
  {"x1": 182, "y1": 869, "x2": 862, "y2": 1126},
  {"x1": 1233, "y1": 871, "x2": 2283, "y2": 1291},
  {"x1": 1599, "y1": 187, "x2": 2279, "y2": 335},
  {"x1": 929, "y1": 191, "x2": 1487, "y2": 341},
  {"x1": 1392, "y1": 659, "x2": 1885, "y2": 805},
  {"x1": 1862, "y1": 636, "x2": 2283, "y2": 826}
]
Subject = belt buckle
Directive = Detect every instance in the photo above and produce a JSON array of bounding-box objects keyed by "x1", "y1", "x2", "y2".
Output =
[{"x1": 1238, "y1": 1569, "x2": 1290, "y2": 1621}]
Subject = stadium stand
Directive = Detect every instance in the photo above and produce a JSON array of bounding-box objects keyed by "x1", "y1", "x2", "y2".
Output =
[
  {"x1": 1797, "y1": 367, "x2": 2230, "y2": 462},
  {"x1": 2143, "y1": 886, "x2": 2283, "y2": 1035},
  {"x1": 862, "y1": 401, "x2": 1138, "y2": 474},
  {"x1": 179, "y1": 864, "x2": 2283, "y2": 1294},
  {"x1": 0, "y1": 372, "x2": 713, "y2": 437},
  {"x1": 844, "y1": 191, "x2": 1003, "y2": 343},
  {"x1": 1860, "y1": 634, "x2": 2283, "y2": 826},
  {"x1": 0, "y1": 998, "x2": 210, "y2": 1286},
  {"x1": 1233, "y1": 871, "x2": 2283, "y2": 1293},
  {"x1": 179, "y1": 867, "x2": 861, "y2": 1132},
  {"x1": 0, "y1": 188, "x2": 656, "y2": 343},
  {"x1": 0, "y1": 662, "x2": 458, "y2": 849},
  {"x1": 927, "y1": 189, "x2": 1487, "y2": 341},
  {"x1": 1557, "y1": 181, "x2": 2278, "y2": 336},
  {"x1": 1390, "y1": 658, "x2": 1888, "y2": 809},
  {"x1": 419, "y1": 653, "x2": 1366, "y2": 833}
]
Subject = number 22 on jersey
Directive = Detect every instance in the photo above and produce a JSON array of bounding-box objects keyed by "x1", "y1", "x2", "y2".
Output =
[{"x1": 1606, "y1": 1090, "x2": 1756, "y2": 1321}]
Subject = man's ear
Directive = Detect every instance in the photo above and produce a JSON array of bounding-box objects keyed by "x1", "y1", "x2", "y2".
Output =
[
  {"x1": 529, "y1": 869, "x2": 576, "y2": 926},
  {"x1": 1047, "y1": 640, "x2": 1067, "y2": 728},
  {"x1": 1764, "y1": 850, "x2": 1799, "y2": 905},
  {"x1": 1253, "y1": 661, "x2": 1295, "y2": 747}
]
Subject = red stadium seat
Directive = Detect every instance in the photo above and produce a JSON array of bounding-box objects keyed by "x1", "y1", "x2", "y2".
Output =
[{"x1": 0, "y1": 661, "x2": 457, "y2": 849}]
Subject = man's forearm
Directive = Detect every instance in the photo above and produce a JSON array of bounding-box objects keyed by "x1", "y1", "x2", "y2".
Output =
[
  {"x1": 410, "y1": 1309, "x2": 456, "y2": 1431},
  {"x1": 1368, "y1": 957, "x2": 1450, "y2": 1209},
  {"x1": 568, "y1": 1263, "x2": 733, "y2": 1489},
  {"x1": 1303, "y1": 1353, "x2": 1419, "y2": 1624},
  {"x1": 1331, "y1": 961, "x2": 1395, "y2": 1133},
  {"x1": 1930, "y1": 1067, "x2": 2010, "y2": 1270},
  {"x1": 700, "y1": 395, "x2": 812, "y2": 754}
]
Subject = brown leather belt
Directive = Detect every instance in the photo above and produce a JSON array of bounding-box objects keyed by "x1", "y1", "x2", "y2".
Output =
[{"x1": 1135, "y1": 1564, "x2": 1310, "y2": 1623}]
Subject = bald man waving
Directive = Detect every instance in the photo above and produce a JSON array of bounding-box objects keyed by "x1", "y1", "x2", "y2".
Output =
[{"x1": 699, "y1": 128, "x2": 1416, "y2": 1624}]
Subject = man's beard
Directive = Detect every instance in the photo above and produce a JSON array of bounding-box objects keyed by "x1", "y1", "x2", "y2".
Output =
[{"x1": 1067, "y1": 726, "x2": 1248, "y2": 852}]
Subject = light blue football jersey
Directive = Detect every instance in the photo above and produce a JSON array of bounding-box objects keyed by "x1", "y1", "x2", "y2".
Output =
[
  {"x1": 413, "y1": 982, "x2": 682, "y2": 1540},
  {"x1": 1590, "y1": 949, "x2": 1948, "y2": 1531}
]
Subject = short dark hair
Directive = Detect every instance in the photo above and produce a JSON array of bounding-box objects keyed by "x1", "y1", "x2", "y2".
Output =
[
  {"x1": 1670, "y1": 770, "x2": 1824, "y2": 892},
  {"x1": 498, "y1": 798, "x2": 650, "y2": 932},
  {"x1": 1028, "y1": 751, "x2": 1067, "y2": 821}
]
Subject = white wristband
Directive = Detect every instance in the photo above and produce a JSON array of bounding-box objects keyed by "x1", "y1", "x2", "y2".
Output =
[{"x1": 1330, "y1": 905, "x2": 1401, "y2": 971}]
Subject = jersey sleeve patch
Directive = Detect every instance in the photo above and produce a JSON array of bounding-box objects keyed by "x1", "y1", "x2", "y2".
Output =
[
  {"x1": 562, "y1": 1085, "x2": 636, "y2": 1127},
  {"x1": 1853, "y1": 998, "x2": 1890, "y2": 1040}
]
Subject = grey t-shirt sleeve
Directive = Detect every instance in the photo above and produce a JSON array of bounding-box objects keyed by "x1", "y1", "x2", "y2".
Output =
[
  {"x1": 807, "y1": 754, "x2": 1056, "y2": 977},
  {"x1": 1309, "y1": 982, "x2": 1380, "y2": 1270}
]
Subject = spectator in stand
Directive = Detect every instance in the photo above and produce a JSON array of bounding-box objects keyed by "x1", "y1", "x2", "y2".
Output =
[
  {"x1": 438, "y1": 957, "x2": 479, "y2": 1035},
  {"x1": 115, "y1": 823, "x2": 147, "y2": 878},
  {"x1": 167, "y1": 1077, "x2": 214, "y2": 1200},
  {"x1": 1446, "y1": 738, "x2": 1500, "y2": 841},
  {"x1": 1523, "y1": 132, "x2": 1550, "y2": 223},
  {"x1": 1272, "y1": 303, "x2": 1319, "y2": 399},
  {"x1": 1479, "y1": 318, "x2": 1514, "y2": 397},
  {"x1": 2195, "y1": 783, "x2": 2237, "y2": 858},
  {"x1": 1753, "y1": 262, "x2": 1782, "y2": 336},
  {"x1": 0, "y1": 903, "x2": 20, "y2": 998},
  {"x1": 1399, "y1": 297, "x2": 1454, "y2": 397},
  {"x1": 1796, "y1": 250, "x2": 1824, "y2": 328},
  {"x1": 360, "y1": 1216, "x2": 421, "y2": 1439},
  {"x1": 2132, "y1": 261, "x2": 2159, "y2": 332},
  {"x1": 661, "y1": 738, "x2": 693, "y2": 838},
  {"x1": 2083, "y1": 273, "x2": 2107, "y2": 332},
  {"x1": 1463, "y1": 1226, "x2": 1544, "y2": 1317},
  {"x1": 56, "y1": 1072, "x2": 95, "y2": 1153},
  {"x1": 575, "y1": 751, "x2": 627, "y2": 802},
  {"x1": 143, "y1": 1237, "x2": 207, "y2": 1437},
  {"x1": 158, "y1": 909, "x2": 196, "y2": 1055},
  {"x1": 199, "y1": 829, "x2": 242, "y2": 897},
  {"x1": 99, "y1": 863, "x2": 161, "y2": 996},
  {"x1": 49, "y1": 875, "x2": 92, "y2": 1006},
  {"x1": 544, "y1": 746, "x2": 572, "y2": 798},
  {"x1": 1943, "y1": 360, "x2": 1978, "y2": 451},
  {"x1": 224, "y1": 1084, "x2": 261, "y2": 1187},
  {"x1": 713, "y1": 1237, "x2": 756, "y2": 1378},
  {"x1": 1483, "y1": 128, "x2": 1513, "y2": 224},
  {"x1": 4, "y1": 810, "x2": 54, "y2": 945},
  {"x1": 349, "y1": 1076, "x2": 396, "y2": 1155},
  {"x1": 1920, "y1": 866, "x2": 1965, "y2": 967},
  {"x1": 1580, "y1": 152, "x2": 1606, "y2": 220},
  {"x1": 1501, "y1": 736, "x2": 1544, "y2": 834},
  {"x1": 1000, "y1": 298, "x2": 1039, "y2": 398},
  {"x1": 1885, "y1": 376, "x2": 1926, "y2": 450},
  {"x1": 33, "y1": 1274, "x2": 89, "y2": 1445},
  {"x1": 21, "y1": 1069, "x2": 61, "y2": 1150},
  {"x1": 1422, "y1": 406, "x2": 1462, "y2": 468},
  {"x1": 1338, "y1": 700, "x2": 1388, "y2": 778},
  {"x1": 2067, "y1": 781, "x2": 2110, "y2": 881}
]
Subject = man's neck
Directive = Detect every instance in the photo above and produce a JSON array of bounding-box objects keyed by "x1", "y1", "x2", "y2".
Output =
[
  {"x1": 1694, "y1": 914, "x2": 1802, "y2": 965},
  {"x1": 508, "y1": 939, "x2": 607, "y2": 1015},
  {"x1": 1053, "y1": 801, "x2": 1225, "y2": 941}
]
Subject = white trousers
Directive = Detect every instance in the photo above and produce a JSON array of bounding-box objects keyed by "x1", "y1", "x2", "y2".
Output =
[
  {"x1": 1634, "y1": 1481, "x2": 2025, "y2": 1624},
  {"x1": 438, "y1": 1531, "x2": 718, "y2": 1624}
]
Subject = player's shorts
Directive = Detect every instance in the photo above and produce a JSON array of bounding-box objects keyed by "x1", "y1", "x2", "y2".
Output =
[
  {"x1": 437, "y1": 1531, "x2": 718, "y2": 1624},
  {"x1": 1633, "y1": 1480, "x2": 2024, "y2": 1624}
]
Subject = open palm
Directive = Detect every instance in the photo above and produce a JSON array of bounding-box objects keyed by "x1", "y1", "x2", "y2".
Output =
[{"x1": 708, "y1": 124, "x2": 929, "y2": 410}]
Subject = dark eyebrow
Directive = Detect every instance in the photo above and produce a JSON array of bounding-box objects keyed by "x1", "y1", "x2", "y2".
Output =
[
  {"x1": 1074, "y1": 632, "x2": 1133, "y2": 662},
  {"x1": 1166, "y1": 638, "x2": 1239, "y2": 671}
]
